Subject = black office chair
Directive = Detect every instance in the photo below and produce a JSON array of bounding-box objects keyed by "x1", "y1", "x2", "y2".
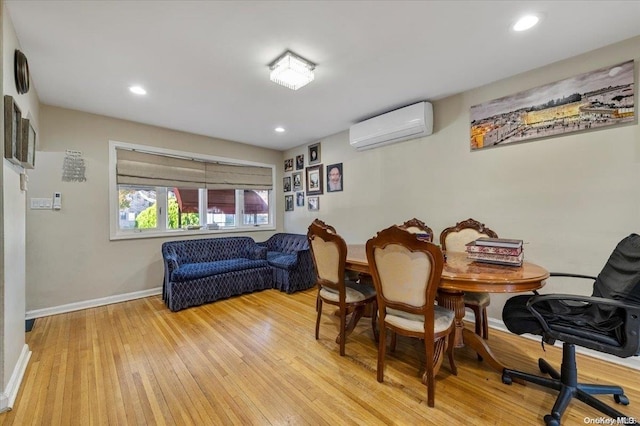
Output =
[{"x1": 502, "y1": 233, "x2": 640, "y2": 426}]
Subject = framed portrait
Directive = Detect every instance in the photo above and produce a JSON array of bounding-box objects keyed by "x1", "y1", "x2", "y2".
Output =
[
  {"x1": 285, "y1": 195, "x2": 294, "y2": 211},
  {"x1": 326, "y1": 163, "x2": 343, "y2": 192},
  {"x1": 308, "y1": 142, "x2": 321, "y2": 165},
  {"x1": 284, "y1": 158, "x2": 293, "y2": 172},
  {"x1": 19, "y1": 118, "x2": 36, "y2": 169},
  {"x1": 4, "y1": 95, "x2": 22, "y2": 165},
  {"x1": 283, "y1": 176, "x2": 292, "y2": 192},
  {"x1": 296, "y1": 191, "x2": 305, "y2": 207},
  {"x1": 308, "y1": 196, "x2": 319, "y2": 211},
  {"x1": 296, "y1": 154, "x2": 304, "y2": 170},
  {"x1": 292, "y1": 172, "x2": 302, "y2": 191},
  {"x1": 305, "y1": 164, "x2": 323, "y2": 195}
]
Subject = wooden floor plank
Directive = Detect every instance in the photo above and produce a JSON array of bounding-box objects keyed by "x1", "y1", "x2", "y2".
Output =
[{"x1": 1, "y1": 288, "x2": 639, "y2": 425}]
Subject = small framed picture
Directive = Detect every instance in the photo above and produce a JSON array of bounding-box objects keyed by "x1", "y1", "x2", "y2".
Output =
[
  {"x1": 284, "y1": 158, "x2": 293, "y2": 172},
  {"x1": 285, "y1": 195, "x2": 294, "y2": 211},
  {"x1": 4, "y1": 95, "x2": 22, "y2": 165},
  {"x1": 292, "y1": 172, "x2": 302, "y2": 191},
  {"x1": 305, "y1": 164, "x2": 323, "y2": 195},
  {"x1": 296, "y1": 154, "x2": 304, "y2": 170},
  {"x1": 19, "y1": 118, "x2": 36, "y2": 169},
  {"x1": 308, "y1": 196, "x2": 319, "y2": 211},
  {"x1": 283, "y1": 176, "x2": 291, "y2": 192},
  {"x1": 296, "y1": 191, "x2": 305, "y2": 207},
  {"x1": 326, "y1": 163, "x2": 343, "y2": 192},
  {"x1": 308, "y1": 142, "x2": 321, "y2": 165}
]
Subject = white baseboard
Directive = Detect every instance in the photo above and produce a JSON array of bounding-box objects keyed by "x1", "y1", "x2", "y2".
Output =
[
  {"x1": 26, "y1": 287, "x2": 162, "y2": 320},
  {"x1": 488, "y1": 317, "x2": 640, "y2": 371},
  {"x1": 0, "y1": 344, "x2": 31, "y2": 413}
]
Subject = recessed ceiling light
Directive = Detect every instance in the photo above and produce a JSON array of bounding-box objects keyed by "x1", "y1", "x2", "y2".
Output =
[
  {"x1": 275, "y1": 127, "x2": 285, "y2": 133},
  {"x1": 513, "y1": 14, "x2": 540, "y2": 32},
  {"x1": 129, "y1": 85, "x2": 147, "y2": 95}
]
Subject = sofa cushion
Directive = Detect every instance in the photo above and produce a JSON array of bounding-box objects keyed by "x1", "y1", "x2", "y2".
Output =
[
  {"x1": 266, "y1": 251, "x2": 282, "y2": 262},
  {"x1": 267, "y1": 253, "x2": 298, "y2": 271},
  {"x1": 172, "y1": 258, "x2": 269, "y2": 282}
]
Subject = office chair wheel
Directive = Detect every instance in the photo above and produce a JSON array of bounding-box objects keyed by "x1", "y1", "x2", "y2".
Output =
[
  {"x1": 501, "y1": 372, "x2": 512, "y2": 385},
  {"x1": 544, "y1": 414, "x2": 560, "y2": 426},
  {"x1": 614, "y1": 394, "x2": 629, "y2": 405}
]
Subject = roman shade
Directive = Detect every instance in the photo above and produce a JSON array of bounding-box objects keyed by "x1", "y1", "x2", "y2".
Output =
[{"x1": 116, "y1": 148, "x2": 273, "y2": 190}]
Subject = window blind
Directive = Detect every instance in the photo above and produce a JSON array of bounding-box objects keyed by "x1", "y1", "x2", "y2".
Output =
[{"x1": 116, "y1": 148, "x2": 272, "y2": 190}]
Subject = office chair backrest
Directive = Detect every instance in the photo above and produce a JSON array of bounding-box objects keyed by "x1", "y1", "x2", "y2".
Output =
[{"x1": 589, "y1": 233, "x2": 640, "y2": 328}]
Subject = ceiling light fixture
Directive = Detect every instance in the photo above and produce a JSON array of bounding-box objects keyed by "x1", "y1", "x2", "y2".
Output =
[
  {"x1": 269, "y1": 50, "x2": 315, "y2": 90},
  {"x1": 275, "y1": 127, "x2": 285, "y2": 133},
  {"x1": 513, "y1": 14, "x2": 540, "y2": 32},
  {"x1": 129, "y1": 85, "x2": 147, "y2": 95}
]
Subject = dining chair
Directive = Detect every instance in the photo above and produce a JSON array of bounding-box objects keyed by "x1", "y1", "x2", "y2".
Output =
[
  {"x1": 440, "y1": 218, "x2": 498, "y2": 339},
  {"x1": 366, "y1": 225, "x2": 456, "y2": 407},
  {"x1": 307, "y1": 219, "x2": 377, "y2": 356},
  {"x1": 398, "y1": 218, "x2": 433, "y2": 241}
]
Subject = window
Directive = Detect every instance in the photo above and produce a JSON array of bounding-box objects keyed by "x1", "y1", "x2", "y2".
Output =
[{"x1": 110, "y1": 141, "x2": 275, "y2": 239}]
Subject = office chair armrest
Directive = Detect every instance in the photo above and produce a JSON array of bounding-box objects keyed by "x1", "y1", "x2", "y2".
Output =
[
  {"x1": 527, "y1": 293, "x2": 640, "y2": 312},
  {"x1": 527, "y1": 294, "x2": 640, "y2": 335},
  {"x1": 549, "y1": 272, "x2": 597, "y2": 281}
]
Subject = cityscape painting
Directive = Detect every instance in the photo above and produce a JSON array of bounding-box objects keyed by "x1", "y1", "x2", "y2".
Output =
[{"x1": 470, "y1": 60, "x2": 634, "y2": 151}]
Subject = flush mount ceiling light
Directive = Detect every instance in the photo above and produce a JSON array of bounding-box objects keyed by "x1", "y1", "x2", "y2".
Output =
[
  {"x1": 513, "y1": 14, "x2": 540, "y2": 31},
  {"x1": 269, "y1": 50, "x2": 315, "y2": 90},
  {"x1": 274, "y1": 127, "x2": 285, "y2": 133},
  {"x1": 129, "y1": 85, "x2": 147, "y2": 95}
]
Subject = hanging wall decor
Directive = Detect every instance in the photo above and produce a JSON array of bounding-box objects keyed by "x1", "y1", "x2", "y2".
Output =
[{"x1": 470, "y1": 60, "x2": 635, "y2": 151}]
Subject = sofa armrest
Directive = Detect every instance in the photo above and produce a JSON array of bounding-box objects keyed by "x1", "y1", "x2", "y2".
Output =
[
  {"x1": 164, "y1": 253, "x2": 180, "y2": 275},
  {"x1": 247, "y1": 245, "x2": 268, "y2": 260}
]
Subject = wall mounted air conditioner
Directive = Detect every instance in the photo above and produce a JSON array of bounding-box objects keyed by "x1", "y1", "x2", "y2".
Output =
[{"x1": 349, "y1": 101, "x2": 433, "y2": 151}]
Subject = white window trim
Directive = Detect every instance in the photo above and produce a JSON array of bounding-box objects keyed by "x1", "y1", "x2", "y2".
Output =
[{"x1": 109, "y1": 140, "x2": 276, "y2": 240}]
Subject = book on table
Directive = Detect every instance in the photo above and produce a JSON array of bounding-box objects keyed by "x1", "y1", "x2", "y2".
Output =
[
  {"x1": 474, "y1": 237, "x2": 523, "y2": 248},
  {"x1": 467, "y1": 251, "x2": 524, "y2": 266},
  {"x1": 466, "y1": 241, "x2": 522, "y2": 255}
]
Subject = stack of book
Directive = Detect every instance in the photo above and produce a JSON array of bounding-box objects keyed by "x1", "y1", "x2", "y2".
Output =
[{"x1": 465, "y1": 237, "x2": 524, "y2": 266}]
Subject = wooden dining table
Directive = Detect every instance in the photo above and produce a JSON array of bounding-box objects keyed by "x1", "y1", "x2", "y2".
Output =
[{"x1": 346, "y1": 244, "x2": 550, "y2": 374}]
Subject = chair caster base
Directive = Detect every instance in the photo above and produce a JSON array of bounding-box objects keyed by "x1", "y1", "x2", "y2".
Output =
[
  {"x1": 614, "y1": 394, "x2": 629, "y2": 405},
  {"x1": 501, "y1": 371, "x2": 512, "y2": 385},
  {"x1": 544, "y1": 414, "x2": 560, "y2": 426}
]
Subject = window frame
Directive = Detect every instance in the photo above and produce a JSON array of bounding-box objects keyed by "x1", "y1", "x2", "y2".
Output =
[{"x1": 109, "y1": 140, "x2": 276, "y2": 240}]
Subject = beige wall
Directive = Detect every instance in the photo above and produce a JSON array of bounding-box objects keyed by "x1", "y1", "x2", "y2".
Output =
[
  {"x1": 2, "y1": 2, "x2": 39, "y2": 407},
  {"x1": 284, "y1": 36, "x2": 640, "y2": 323},
  {"x1": 26, "y1": 106, "x2": 283, "y2": 312}
]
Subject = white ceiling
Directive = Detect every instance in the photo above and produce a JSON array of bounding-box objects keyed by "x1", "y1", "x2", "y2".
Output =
[{"x1": 5, "y1": 1, "x2": 640, "y2": 151}]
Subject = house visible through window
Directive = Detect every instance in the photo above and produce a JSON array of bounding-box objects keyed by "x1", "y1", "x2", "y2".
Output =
[{"x1": 110, "y1": 141, "x2": 275, "y2": 239}]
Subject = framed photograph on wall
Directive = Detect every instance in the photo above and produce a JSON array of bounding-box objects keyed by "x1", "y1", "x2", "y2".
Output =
[
  {"x1": 4, "y1": 95, "x2": 22, "y2": 165},
  {"x1": 284, "y1": 158, "x2": 293, "y2": 172},
  {"x1": 292, "y1": 172, "x2": 302, "y2": 191},
  {"x1": 308, "y1": 196, "x2": 319, "y2": 211},
  {"x1": 305, "y1": 164, "x2": 323, "y2": 195},
  {"x1": 296, "y1": 191, "x2": 305, "y2": 207},
  {"x1": 326, "y1": 163, "x2": 343, "y2": 192},
  {"x1": 285, "y1": 195, "x2": 294, "y2": 212},
  {"x1": 19, "y1": 118, "x2": 36, "y2": 168},
  {"x1": 283, "y1": 176, "x2": 291, "y2": 192},
  {"x1": 308, "y1": 142, "x2": 321, "y2": 165},
  {"x1": 296, "y1": 154, "x2": 304, "y2": 170}
]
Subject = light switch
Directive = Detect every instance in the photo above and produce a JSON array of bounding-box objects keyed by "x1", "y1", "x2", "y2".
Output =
[{"x1": 30, "y1": 198, "x2": 52, "y2": 210}]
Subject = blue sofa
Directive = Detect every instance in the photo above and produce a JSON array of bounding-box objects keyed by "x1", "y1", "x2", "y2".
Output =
[
  {"x1": 258, "y1": 233, "x2": 316, "y2": 293},
  {"x1": 162, "y1": 237, "x2": 273, "y2": 311}
]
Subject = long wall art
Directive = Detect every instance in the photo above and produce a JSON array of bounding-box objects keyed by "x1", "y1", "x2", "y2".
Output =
[{"x1": 470, "y1": 60, "x2": 635, "y2": 151}]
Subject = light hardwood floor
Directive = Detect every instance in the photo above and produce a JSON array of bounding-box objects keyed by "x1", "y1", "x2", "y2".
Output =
[{"x1": 1, "y1": 288, "x2": 638, "y2": 425}]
